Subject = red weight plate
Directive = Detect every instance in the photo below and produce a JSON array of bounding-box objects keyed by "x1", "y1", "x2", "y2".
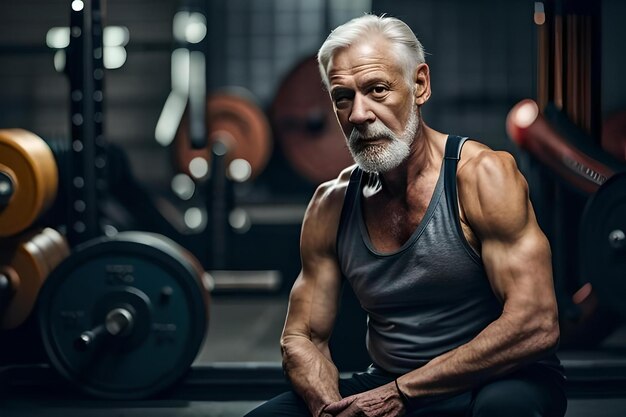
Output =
[
  {"x1": 173, "y1": 92, "x2": 272, "y2": 181},
  {"x1": 602, "y1": 110, "x2": 626, "y2": 162},
  {"x1": 271, "y1": 56, "x2": 354, "y2": 185}
]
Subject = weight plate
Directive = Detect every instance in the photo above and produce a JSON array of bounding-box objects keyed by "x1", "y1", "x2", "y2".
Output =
[
  {"x1": 40, "y1": 227, "x2": 71, "y2": 269},
  {"x1": 580, "y1": 172, "x2": 626, "y2": 317},
  {"x1": 173, "y1": 91, "x2": 272, "y2": 182},
  {"x1": 601, "y1": 110, "x2": 626, "y2": 162},
  {"x1": 28, "y1": 229, "x2": 63, "y2": 276},
  {"x1": 38, "y1": 232, "x2": 209, "y2": 399},
  {"x1": 0, "y1": 229, "x2": 59, "y2": 329},
  {"x1": 271, "y1": 55, "x2": 354, "y2": 184},
  {"x1": 0, "y1": 129, "x2": 58, "y2": 237}
]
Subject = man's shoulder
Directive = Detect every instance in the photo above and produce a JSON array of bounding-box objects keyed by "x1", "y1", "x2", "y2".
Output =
[
  {"x1": 304, "y1": 164, "x2": 357, "y2": 228},
  {"x1": 300, "y1": 165, "x2": 358, "y2": 254},
  {"x1": 309, "y1": 164, "x2": 356, "y2": 211},
  {"x1": 457, "y1": 141, "x2": 520, "y2": 185},
  {"x1": 456, "y1": 140, "x2": 530, "y2": 237}
]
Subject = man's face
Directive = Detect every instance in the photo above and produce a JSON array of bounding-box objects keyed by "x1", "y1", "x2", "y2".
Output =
[{"x1": 327, "y1": 37, "x2": 418, "y2": 173}]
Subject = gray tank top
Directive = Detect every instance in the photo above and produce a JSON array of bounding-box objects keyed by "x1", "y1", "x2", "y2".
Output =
[{"x1": 336, "y1": 135, "x2": 561, "y2": 375}]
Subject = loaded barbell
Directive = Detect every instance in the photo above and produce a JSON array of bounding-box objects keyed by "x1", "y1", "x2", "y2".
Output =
[
  {"x1": 0, "y1": 130, "x2": 213, "y2": 398},
  {"x1": 37, "y1": 231, "x2": 211, "y2": 399}
]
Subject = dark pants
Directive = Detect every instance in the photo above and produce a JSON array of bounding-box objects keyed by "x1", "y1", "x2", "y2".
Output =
[{"x1": 244, "y1": 364, "x2": 567, "y2": 417}]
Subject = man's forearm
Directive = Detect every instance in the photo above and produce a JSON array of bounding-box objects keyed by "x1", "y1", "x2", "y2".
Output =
[
  {"x1": 281, "y1": 335, "x2": 342, "y2": 416},
  {"x1": 397, "y1": 309, "x2": 559, "y2": 404}
]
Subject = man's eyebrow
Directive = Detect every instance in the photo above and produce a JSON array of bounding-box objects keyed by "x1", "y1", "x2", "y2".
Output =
[
  {"x1": 330, "y1": 87, "x2": 354, "y2": 100},
  {"x1": 360, "y1": 74, "x2": 391, "y2": 88}
]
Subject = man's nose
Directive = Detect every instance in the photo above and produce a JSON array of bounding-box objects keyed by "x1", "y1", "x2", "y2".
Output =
[{"x1": 348, "y1": 94, "x2": 375, "y2": 125}]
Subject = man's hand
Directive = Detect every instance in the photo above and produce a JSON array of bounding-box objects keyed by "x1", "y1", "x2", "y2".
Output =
[{"x1": 322, "y1": 382, "x2": 406, "y2": 416}]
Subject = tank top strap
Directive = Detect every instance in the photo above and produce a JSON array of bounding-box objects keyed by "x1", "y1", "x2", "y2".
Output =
[
  {"x1": 443, "y1": 135, "x2": 481, "y2": 263},
  {"x1": 443, "y1": 135, "x2": 469, "y2": 225}
]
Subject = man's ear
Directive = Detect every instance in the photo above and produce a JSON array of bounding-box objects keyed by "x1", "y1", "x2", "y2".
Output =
[{"x1": 413, "y1": 63, "x2": 431, "y2": 106}]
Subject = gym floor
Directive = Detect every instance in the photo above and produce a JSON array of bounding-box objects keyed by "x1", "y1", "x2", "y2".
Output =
[{"x1": 3, "y1": 294, "x2": 626, "y2": 416}]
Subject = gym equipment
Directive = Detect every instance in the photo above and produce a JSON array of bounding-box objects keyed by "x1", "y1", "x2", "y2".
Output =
[
  {"x1": 580, "y1": 172, "x2": 626, "y2": 317},
  {"x1": 38, "y1": 231, "x2": 210, "y2": 399},
  {"x1": 64, "y1": 0, "x2": 107, "y2": 244},
  {"x1": 519, "y1": 0, "x2": 622, "y2": 348},
  {"x1": 602, "y1": 110, "x2": 626, "y2": 161},
  {"x1": 535, "y1": 0, "x2": 601, "y2": 140},
  {"x1": 0, "y1": 228, "x2": 69, "y2": 330},
  {"x1": 0, "y1": 129, "x2": 59, "y2": 237},
  {"x1": 173, "y1": 92, "x2": 272, "y2": 182},
  {"x1": 507, "y1": 100, "x2": 624, "y2": 194},
  {"x1": 271, "y1": 56, "x2": 354, "y2": 184},
  {"x1": 507, "y1": 99, "x2": 626, "y2": 346}
]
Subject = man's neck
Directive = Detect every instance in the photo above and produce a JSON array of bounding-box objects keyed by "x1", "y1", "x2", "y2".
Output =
[{"x1": 376, "y1": 123, "x2": 443, "y2": 198}]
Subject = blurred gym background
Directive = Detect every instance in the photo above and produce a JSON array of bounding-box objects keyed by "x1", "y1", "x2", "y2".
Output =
[{"x1": 1, "y1": 0, "x2": 626, "y2": 416}]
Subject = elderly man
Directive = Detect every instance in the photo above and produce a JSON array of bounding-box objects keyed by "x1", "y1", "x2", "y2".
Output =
[{"x1": 246, "y1": 14, "x2": 566, "y2": 417}]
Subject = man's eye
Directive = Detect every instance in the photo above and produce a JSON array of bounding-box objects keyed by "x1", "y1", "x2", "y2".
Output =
[
  {"x1": 331, "y1": 88, "x2": 354, "y2": 106},
  {"x1": 371, "y1": 86, "x2": 388, "y2": 96},
  {"x1": 334, "y1": 96, "x2": 351, "y2": 106}
]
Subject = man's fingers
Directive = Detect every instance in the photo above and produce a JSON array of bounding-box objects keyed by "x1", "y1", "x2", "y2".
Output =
[
  {"x1": 335, "y1": 403, "x2": 360, "y2": 417},
  {"x1": 323, "y1": 397, "x2": 353, "y2": 413}
]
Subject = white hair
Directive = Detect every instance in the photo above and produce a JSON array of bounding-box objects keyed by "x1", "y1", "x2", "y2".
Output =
[{"x1": 317, "y1": 14, "x2": 425, "y2": 89}]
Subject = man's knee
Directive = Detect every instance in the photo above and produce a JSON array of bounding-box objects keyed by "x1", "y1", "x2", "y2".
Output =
[
  {"x1": 471, "y1": 373, "x2": 566, "y2": 417},
  {"x1": 472, "y1": 388, "x2": 540, "y2": 417},
  {"x1": 243, "y1": 401, "x2": 273, "y2": 417}
]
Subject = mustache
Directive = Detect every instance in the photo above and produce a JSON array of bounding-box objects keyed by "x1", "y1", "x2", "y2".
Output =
[
  {"x1": 349, "y1": 122, "x2": 396, "y2": 143},
  {"x1": 350, "y1": 132, "x2": 388, "y2": 142}
]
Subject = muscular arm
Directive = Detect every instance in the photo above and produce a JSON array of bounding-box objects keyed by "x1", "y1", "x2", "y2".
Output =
[
  {"x1": 280, "y1": 174, "x2": 348, "y2": 416},
  {"x1": 396, "y1": 150, "x2": 559, "y2": 400}
]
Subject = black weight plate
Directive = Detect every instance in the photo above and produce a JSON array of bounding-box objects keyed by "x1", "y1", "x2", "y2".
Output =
[
  {"x1": 38, "y1": 232, "x2": 208, "y2": 399},
  {"x1": 580, "y1": 172, "x2": 626, "y2": 317}
]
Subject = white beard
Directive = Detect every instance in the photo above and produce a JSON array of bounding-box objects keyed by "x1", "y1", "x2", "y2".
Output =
[{"x1": 347, "y1": 108, "x2": 419, "y2": 173}]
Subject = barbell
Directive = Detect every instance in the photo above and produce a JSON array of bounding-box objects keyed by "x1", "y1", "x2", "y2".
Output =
[
  {"x1": 0, "y1": 130, "x2": 213, "y2": 398},
  {"x1": 37, "y1": 231, "x2": 211, "y2": 399}
]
